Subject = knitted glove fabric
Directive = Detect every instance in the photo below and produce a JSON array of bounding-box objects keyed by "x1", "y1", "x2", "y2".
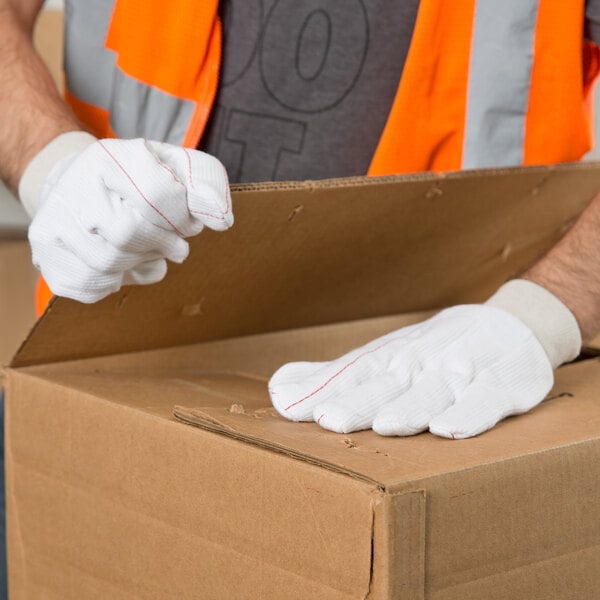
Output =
[
  {"x1": 21, "y1": 133, "x2": 233, "y2": 303},
  {"x1": 269, "y1": 280, "x2": 581, "y2": 439}
]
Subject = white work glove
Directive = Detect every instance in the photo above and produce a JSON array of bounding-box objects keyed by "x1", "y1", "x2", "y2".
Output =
[
  {"x1": 20, "y1": 131, "x2": 233, "y2": 303},
  {"x1": 269, "y1": 280, "x2": 581, "y2": 439}
]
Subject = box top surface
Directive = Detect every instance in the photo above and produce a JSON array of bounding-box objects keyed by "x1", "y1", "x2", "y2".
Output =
[
  {"x1": 172, "y1": 360, "x2": 600, "y2": 490},
  {"x1": 18, "y1": 334, "x2": 600, "y2": 490},
  {"x1": 12, "y1": 162, "x2": 600, "y2": 368}
]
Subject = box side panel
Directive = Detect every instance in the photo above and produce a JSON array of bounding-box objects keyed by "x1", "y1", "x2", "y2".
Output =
[
  {"x1": 417, "y1": 442, "x2": 600, "y2": 600},
  {"x1": 370, "y1": 490, "x2": 426, "y2": 600},
  {"x1": 430, "y1": 546, "x2": 600, "y2": 600},
  {"x1": 6, "y1": 373, "x2": 377, "y2": 599}
]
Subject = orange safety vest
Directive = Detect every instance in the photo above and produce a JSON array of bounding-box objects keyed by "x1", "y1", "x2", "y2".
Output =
[{"x1": 36, "y1": 0, "x2": 600, "y2": 315}]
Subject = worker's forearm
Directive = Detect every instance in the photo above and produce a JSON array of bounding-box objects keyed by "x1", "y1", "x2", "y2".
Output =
[
  {"x1": 0, "y1": 1, "x2": 81, "y2": 194},
  {"x1": 524, "y1": 190, "x2": 600, "y2": 342}
]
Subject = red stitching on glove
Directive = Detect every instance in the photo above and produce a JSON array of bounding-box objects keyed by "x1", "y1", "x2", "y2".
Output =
[
  {"x1": 184, "y1": 149, "x2": 232, "y2": 222},
  {"x1": 283, "y1": 337, "x2": 402, "y2": 411},
  {"x1": 144, "y1": 140, "x2": 186, "y2": 190},
  {"x1": 99, "y1": 141, "x2": 185, "y2": 237}
]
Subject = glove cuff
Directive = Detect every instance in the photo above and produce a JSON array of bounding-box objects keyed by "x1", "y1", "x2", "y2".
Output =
[
  {"x1": 18, "y1": 131, "x2": 97, "y2": 218},
  {"x1": 485, "y1": 279, "x2": 581, "y2": 369}
]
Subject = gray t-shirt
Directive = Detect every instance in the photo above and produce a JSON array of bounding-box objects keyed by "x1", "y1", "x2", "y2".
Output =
[
  {"x1": 201, "y1": 0, "x2": 600, "y2": 183},
  {"x1": 201, "y1": 0, "x2": 420, "y2": 182}
]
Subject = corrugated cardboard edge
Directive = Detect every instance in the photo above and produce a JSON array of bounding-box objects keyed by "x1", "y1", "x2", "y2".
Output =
[
  {"x1": 9, "y1": 295, "x2": 58, "y2": 369},
  {"x1": 173, "y1": 405, "x2": 384, "y2": 488},
  {"x1": 369, "y1": 490, "x2": 426, "y2": 599},
  {"x1": 228, "y1": 161, "x2": 600, "y2": 191}
]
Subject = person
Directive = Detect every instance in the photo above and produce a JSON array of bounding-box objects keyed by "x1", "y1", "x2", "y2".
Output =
[
  {"x1": 4, "y1": 0, "x2": 600, "y2": 429},
  {"x1": 1, "y1": 0, "x2": 600, "y2": 593}
]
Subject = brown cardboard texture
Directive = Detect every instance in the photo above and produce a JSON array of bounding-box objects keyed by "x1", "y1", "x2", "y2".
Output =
[
  {"x1": 0, "y1": 241, "x2": 37, "y2": 367},
  {"x1": 6, "y1": 164, "x2": 600, "y2": 599}
]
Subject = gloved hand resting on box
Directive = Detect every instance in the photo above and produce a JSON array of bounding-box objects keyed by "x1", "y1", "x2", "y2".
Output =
[
  {"x1": 19, "y1": 132, "x2": 233, "y2": 303},
  {"x1": 269, "y1": 280, "x2": 582, "y2": 439}
]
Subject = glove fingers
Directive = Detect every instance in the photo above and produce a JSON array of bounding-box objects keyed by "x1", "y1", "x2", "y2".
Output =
[
  {"x1": 428, "y1": 377, "x2": 549, "y2": 439},
  {"x1": 34, "y1": 243, "x2": 168, "y2": 301},
  {"x1": 269, "y1": 342, "x2": 408, "y2": 422},
  {"x1": 269, "y1": 360, "x2": 328, "y2": 386},
  {"x1": 269, "y1": 361, "x2": 336, "y2": 422},
  {"x1": 312, "y1": 374, "x2": 408, "y2": 434},
  {"x1": 122, "y1": 259, "x2": 168, "y2": 286},
  {"x1": 97, "y1": 139, "x2": 197, "y2": 236},
  {"x1": 428, "y1": 381, "x2": 514, "y2": 439},
  {"x1": 144, "y1": 141, "x2": 234, "y2": 232},
  {"x1": 270, "y1": 334, "x2": 414, "y2": 422},
  {"x1": 372, "y1": 371, "x2": 456, "y2": 437},
  {"x1": 428, "y1": 338, "x2": 554, "y2": 440},
  {"x1": 84, "y1": 192, "x2": 190, "y2": 263},
  {"x1": 31, "y1": 240, "x2": 122, "y2": 303},
  {"x1": 41, "y1": 202, "x2": 187, "y2": 274},
  {"x1": 29, "y1": 138, "x2": 235, "y2": 304}
]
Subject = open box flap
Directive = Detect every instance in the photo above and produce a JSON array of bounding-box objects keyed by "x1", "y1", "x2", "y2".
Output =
[{"x1": 12, "y1": 163, "x2": 600, "y2": 368}]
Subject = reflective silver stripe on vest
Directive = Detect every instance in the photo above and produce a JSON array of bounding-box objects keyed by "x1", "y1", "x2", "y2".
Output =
[
  {"x1": 64, "y1": 0, "x2": 195, "y2": 145},
  {"x1": 462, "y1": 0, "x2": 540, "y2": 168}
]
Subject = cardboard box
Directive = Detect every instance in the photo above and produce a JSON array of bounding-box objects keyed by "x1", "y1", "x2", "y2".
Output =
[
  {"x1": 34, "y1": 9, "x2": 64, "y2": 89},
  {"x1": 0, "y1": 241, "x2": 37, "y2": 368},
  {"x1": 6, "y1": 164, "x2": 600, "y2": 599}
]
